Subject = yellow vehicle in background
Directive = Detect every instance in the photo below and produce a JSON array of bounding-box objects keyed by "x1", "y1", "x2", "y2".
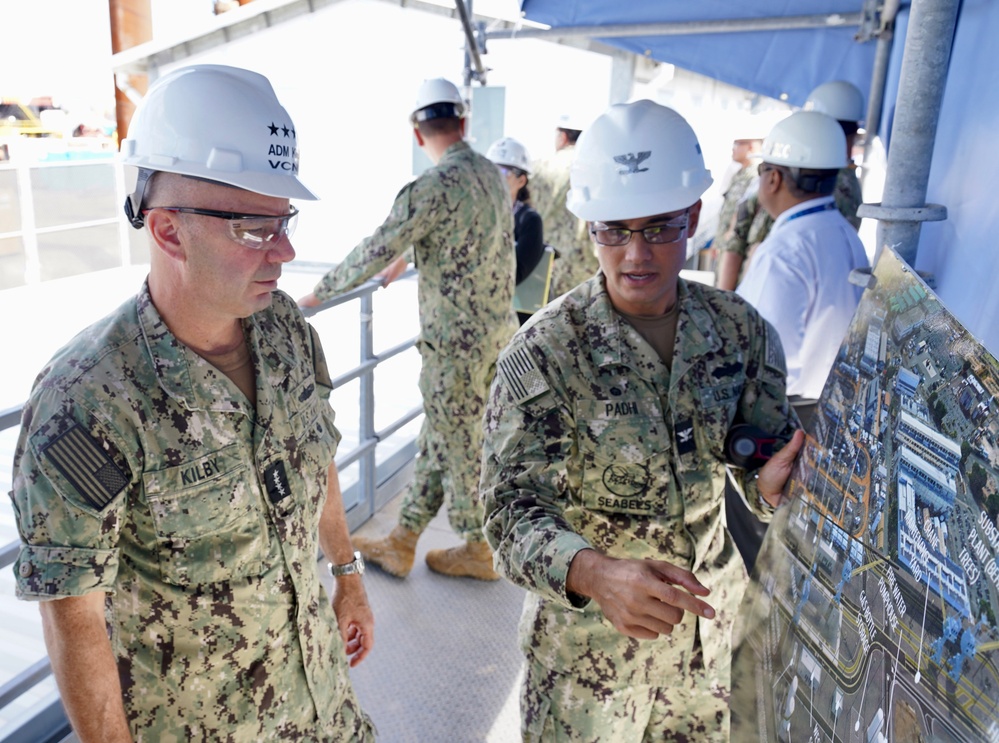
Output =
[
  {"x1": 0, "y1": 99, "x2": 63, "y2": 137},
  {"x1": 1, "y1": 98, "x2": 65, "y2": 160}
]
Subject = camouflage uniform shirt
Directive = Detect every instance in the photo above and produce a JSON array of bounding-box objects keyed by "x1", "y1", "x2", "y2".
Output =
[
  {"x1": 481, "y1": 276, "x2": 799, "y2": 689},
  {"x1": 713, "y1": 165, "x2": 756, "y2": 255},
  {"x1": 10, "y1": 284, "x2": 370, "y2": 741},
  {"x1": 312, "y1": 138, "x2": 517, "y2": 538},
  {"x1": 530, "y1": 147, "x2": 599, "y2": 298},
  {"x1": 312, "y1": 139, "x2": 517, "y2": 359}
]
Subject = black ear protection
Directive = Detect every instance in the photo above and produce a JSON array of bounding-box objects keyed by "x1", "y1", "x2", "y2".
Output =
[{"x1": 123, "y1": 168, "x2": 155, "y2": 229}]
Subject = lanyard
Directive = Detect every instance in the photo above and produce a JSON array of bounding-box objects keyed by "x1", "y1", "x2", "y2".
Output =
[{"x1": 781, "y1": 200, "x2": 836, "y2": 226}]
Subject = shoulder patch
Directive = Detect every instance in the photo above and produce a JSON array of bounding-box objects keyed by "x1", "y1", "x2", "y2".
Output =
[
  {"x1": 765, "y1": 325, "x2": 787, "y2": 376},
  {"x1": 498, "y1": 346, "x2": 551, "y2": 405},
  {"x1": 42, "y1": 423, "x2": 128, "y2": 511}
]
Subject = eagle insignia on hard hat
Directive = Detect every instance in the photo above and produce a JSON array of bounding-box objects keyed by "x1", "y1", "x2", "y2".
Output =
[{"x1": 614, "y1": 151, "x2": 651, "y2": 174}]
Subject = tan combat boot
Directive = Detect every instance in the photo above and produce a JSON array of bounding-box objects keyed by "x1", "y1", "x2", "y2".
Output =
[
  {"x1": 425, "y1": 540, "x2": 501, "y2": 581},
  {"x1": 352, "y1": 525, "x2": 419, "y2": 578}
]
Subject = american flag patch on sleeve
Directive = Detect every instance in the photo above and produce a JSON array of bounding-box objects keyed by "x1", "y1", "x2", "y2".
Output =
[
  {"x1": 498, "y1": 346, "x2": 550, "y2": 405},
  {"x1": 42, "y1": 424, "x2": 128, "y2": 511}
]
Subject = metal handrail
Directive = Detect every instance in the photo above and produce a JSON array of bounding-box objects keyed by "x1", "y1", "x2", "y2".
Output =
[{"x1": 0, "y1": 272, "x2": 422, "y2": 740}]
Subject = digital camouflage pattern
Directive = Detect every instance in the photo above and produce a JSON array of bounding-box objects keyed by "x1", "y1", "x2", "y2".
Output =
[
  {"x1": 712, "y1": 165, "x2": 756, "y2": 256},
  {"x1": 10, "y1": 286, "x2": 373, "y2": 742},
  {"x1": 313, "y1": 140, "x2": 518, "y2": 538},
  {"x1": 834, "y1": 165, "x2": 863, "y2": 230},
  {"x1": 481, "y1": 276, "x2": 800, "y2": 740},
  {"x1": 530, "y1": 147, "x2": 599, "y2": 299},
  {"x1": 718, "y1": 165, "x2": 863, "y2": 274}
]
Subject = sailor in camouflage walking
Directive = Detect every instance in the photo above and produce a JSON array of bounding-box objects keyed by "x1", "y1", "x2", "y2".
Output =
[
  {"x1": 480, "y1": 100, "x2": 805, "y2": 741},
  {"x1": 300, "y1": 78, "x2": 518, "y2": 581},
  {"x1": 530, "y1": 114, "x2": 600, "y2": 299},
  {"x1": 10, "y1": 66, "x2": 374, "y2": 742}
]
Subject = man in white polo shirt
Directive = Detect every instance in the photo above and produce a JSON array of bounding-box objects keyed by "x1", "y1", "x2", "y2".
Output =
[{"x1": 737, "y1": 110, "x2": 869, "y2": 430}]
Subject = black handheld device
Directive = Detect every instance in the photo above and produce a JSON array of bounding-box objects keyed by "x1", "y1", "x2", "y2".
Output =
[{"x1": 724, "y1": 424, "x2": 783, "y2": 470}]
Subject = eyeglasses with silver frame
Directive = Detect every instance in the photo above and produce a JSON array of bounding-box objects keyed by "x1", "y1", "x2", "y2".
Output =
[
  {"x1": 143, "y1": 205, "x2": 300, "y2": 250},
  {"x1": 589, "y1": 213, "x2": 689, "y2": 247}
]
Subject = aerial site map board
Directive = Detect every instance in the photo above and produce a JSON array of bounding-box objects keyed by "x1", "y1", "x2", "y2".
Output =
[{"x1": 731, "y1": 247, "x2": 999, "y2": 743}]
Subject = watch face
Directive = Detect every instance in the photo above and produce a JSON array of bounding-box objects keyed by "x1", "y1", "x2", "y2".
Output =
[{"x1": 331, "y1": 551, "x2": 365, "y2": 577}]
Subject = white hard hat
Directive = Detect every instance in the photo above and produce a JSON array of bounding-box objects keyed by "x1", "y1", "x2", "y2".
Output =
[
  {"x1": 556, "y1": 112, "x2": 586, "y2": 132},
  {"x1": 804, "y1": 81, "x2": 864, "y2": 123},
  {"x1": 411, "y1": 78, "x2": 466, "y2": 125},
  {"x1": 761, "y1": 111, "x2": 847, "y2": 169},
  {"x1": 567, "y1": 100, "x2": 713, "y2": 222},
  {"x1": 486, "y1": 137, "x2": 532, "y2": 175},
  {"x1": 732, "y1": 110, "x2": 789, "y2": 143},
  {"x1": 120, "y1": 65, "x2": 317, "y2": 203}
]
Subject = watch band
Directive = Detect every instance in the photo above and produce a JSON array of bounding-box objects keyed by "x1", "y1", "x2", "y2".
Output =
[{"x1": 328, "y1": 550, "x2": 365, "y2": 577}]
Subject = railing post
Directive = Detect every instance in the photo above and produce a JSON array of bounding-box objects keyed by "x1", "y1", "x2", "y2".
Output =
[
  {"x1": 16, "y1": 162, "x2": 39, "y2": 285},
  {"x1": 358, "y1": 291, "x2": 377, "y2": 521}
]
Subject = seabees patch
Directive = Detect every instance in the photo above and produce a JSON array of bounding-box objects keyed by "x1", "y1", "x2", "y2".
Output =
[{"x1": 498, "y1": 346, "x2": 550, "y2": 404}]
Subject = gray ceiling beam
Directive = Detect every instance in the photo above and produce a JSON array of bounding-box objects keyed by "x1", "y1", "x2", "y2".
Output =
[{"x1": 484, "y1": 12, "x2": 865, "y2": 41}]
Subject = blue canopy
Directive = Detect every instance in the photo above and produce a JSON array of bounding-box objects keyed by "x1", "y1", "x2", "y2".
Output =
[{"x1": 520, "y1": 0, "x2": 887, "y2": 109}]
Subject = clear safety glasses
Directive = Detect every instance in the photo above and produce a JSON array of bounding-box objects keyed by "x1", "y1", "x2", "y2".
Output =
[
  {"x1": 497, "y1": 165, "x2": 526, "y2": 178},
  {"x1": 589, "y1": 213, "x2": 689, "y2": 247},
  {"x1": 145, "y1": 205, "x2": 299, "y2": 250}
]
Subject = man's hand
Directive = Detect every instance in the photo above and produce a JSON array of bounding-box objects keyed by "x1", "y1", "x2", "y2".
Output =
[
  {"x1": 331, "y1": 575, "x2": 374, "y2": 667},
  {"x1": 566, "y1": 550, "x2": 715, "y2": 640},
  {"x1": 298, "y1": 292, "x2": 321, "y2": 308},
  {"x1": 757, "y1": 428, "x2": 805, "y2": 508},
  {"x1": 374, "y1": 255, "x2": 409, "y2": 288}
]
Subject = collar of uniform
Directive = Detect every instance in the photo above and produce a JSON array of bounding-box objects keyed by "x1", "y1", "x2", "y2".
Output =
[
  {"x1": 675, "y1": 280, "x2": 724, "y2": 359},
  {"x1": 584, "y1": 277, "x2": 626, "y2": 369},
  {"x1": 135, "y1": 281, "x2": 295, "y2": 414},
  {"x1": 585, "y1": 277, "x2": 721, "y2": 361},
  {"x1": 241, "y1": 292, "x2": 301, "y2": 381},
  {"x1": 439, "y1": 139, "x2": 471, "y2": 163},
  {"x1": 137, "y1": 284, "x2": 250, "y2": 413}
]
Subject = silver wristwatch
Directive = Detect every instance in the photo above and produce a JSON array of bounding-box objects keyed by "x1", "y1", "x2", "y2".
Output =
[{"x1": 328, "y1": 550, "x2": 365, "y2": 577}]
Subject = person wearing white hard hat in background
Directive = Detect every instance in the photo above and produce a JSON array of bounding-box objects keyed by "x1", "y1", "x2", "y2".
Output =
[
  {"x1": 481, "y1": 99, "x2": 804, "y2": 741},
  {"x1": 721, "y1": 81, "x2": 866, "y2": 294},
  {"x1": 487, "y1": 136, "x2": 549, "y2": 325},
  {"x1": 804, "y1": 79, "x2": 866, "y2": 229},
  {"x1": 530, "y1": 113, "x2": 600, "y2": 299},
  {"x1": 738, "y1": 110, "x2": 870, "y2": 431},
  {"x1": 712, "y1": 122, "x2": 765, "y2": 290},
  {"x1": 300, "y1": 78, "x2": 518, "y2": 582},
  {"x1": 10, "y1": 65, "x2": 374, "y2": 741}
]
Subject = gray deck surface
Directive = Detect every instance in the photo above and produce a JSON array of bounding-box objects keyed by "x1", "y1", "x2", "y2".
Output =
[{"x1": 333, "y1": 496, "x2": 526, "y2": 743}]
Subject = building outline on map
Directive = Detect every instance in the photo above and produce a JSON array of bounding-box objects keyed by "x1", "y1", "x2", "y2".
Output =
[{"x1": 732, "y1": 247, "x2": 999, "y2": 743}]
